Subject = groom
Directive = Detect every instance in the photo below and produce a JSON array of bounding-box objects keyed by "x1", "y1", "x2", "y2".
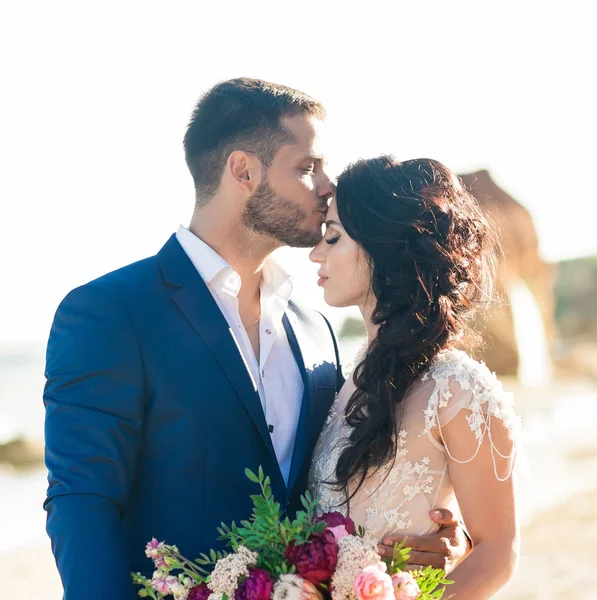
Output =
[{"x1": 44, "y1": 78, "x2": 468, "y2": 600}]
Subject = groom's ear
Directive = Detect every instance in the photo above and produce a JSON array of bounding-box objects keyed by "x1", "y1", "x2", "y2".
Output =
[{"x1": 227, "y1": 151, "x2": 261, "y2": 195}]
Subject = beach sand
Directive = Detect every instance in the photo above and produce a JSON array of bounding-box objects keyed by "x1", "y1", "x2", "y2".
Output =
[
  {"x1": 5, "y1": 488, "x2": 597, "y2": 600},
  {"x1": 3, "y1": 541, "x2": 62, "y2": 599},
  {"x1": 495, "y1": 489, "x2": 597, "y2": 600}
]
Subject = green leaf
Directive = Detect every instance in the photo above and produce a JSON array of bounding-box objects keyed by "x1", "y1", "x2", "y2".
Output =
[{"x1": 245, "y1": 468, "x2": 260, "y2": 483}]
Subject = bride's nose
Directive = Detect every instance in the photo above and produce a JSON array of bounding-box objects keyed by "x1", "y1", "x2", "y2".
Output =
[{"x1": 309, "y1": 242, "x2": 325, "y2": 264}]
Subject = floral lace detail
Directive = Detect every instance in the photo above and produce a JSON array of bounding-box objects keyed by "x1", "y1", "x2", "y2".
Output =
[
  {"x1": 308, "y1": 401, "x2": 349, "y2": 517},
  {"x1": 309, "y1": 347, "x2": 522, "y2": 543},
  {"x1": 359, "y1": 431, "x2": 436, "y2": 541},
  {"x1": 420, "y1": 348, "x2": 522, "y2": 481},
  {"x1": 309, "y1": 417, "x2": 440, "y2": 541}
]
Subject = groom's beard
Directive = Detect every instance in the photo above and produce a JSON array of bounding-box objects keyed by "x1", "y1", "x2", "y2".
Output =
[{"x1": 242, "y1": 178, "x2": 322, "y2": 248}]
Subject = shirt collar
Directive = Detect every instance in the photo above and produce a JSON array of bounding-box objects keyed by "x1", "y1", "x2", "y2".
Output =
[
  {"x1": 176, "y1": 225, "x2": 293, "y2": 301},
  {"x1": 176, "y1": 225, "x2": 236, "y2": 289},
  {"x1": 262, "y1": 255, "x2": 294, "y2": 303}
]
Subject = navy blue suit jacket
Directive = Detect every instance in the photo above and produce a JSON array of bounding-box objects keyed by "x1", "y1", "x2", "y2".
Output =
[{"x1": 44, "y1": 235, "x2": 342, "y2": 600}]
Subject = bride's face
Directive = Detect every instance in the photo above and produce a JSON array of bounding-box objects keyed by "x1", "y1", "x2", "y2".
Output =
[{"x1": 309, "y1": 199, "x2": 371, "y2": 308}]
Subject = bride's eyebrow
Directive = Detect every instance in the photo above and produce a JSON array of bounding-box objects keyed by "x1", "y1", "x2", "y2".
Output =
[{"x1": 324, "y1": 220, "x2": 343, "y2": 234}]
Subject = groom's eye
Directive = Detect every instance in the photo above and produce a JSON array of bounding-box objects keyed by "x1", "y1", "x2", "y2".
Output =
[{"x1": 302, "y1": 164, "x2": 315, "y2": 173}]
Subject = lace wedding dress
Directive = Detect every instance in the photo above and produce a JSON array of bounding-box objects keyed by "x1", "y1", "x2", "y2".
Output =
[{"x1": 309, "y1": 348, "x2": 521, "y2": 542}]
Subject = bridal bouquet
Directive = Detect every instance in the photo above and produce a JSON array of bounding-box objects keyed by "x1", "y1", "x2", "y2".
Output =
[{"x1": 132, "y1": 468, "x2": 451, "y2": 600}]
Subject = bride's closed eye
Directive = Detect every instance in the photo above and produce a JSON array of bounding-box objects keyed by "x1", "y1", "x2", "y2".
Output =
[{"x1": 325, "y1": 236, "x2": 340, "y2": 245}]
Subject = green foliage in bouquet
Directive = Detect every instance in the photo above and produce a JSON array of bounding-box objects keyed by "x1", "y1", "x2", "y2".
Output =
[
  {"x1": 203, "y1": 467, "x2": 327, "y2": 577},
  {"x1": 387, "y1": 542, "x2": 453, "y2": 600}
]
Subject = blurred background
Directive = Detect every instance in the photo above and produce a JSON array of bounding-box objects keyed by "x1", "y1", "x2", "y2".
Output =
[{"x1": 1, "y1": 1, "x2": 596, "y2": 598}]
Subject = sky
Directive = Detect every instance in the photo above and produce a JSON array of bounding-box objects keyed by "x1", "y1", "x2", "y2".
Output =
[{"x1": 0, "y1": 0, "x2": 595, "y2": 343}]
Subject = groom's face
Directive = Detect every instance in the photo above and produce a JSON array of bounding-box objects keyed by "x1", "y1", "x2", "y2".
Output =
[{"x1": 242, "y1": 115, "x2": 334, "y2": 248}]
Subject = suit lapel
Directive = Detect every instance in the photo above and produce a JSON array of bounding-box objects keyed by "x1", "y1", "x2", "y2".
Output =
[
  {"x1": 284, "y1": 314, "x2": 316, "y2": 494},
  {"x1": 284, "y1": 307, "x2": 338, "y2": 495},
  {"x1": 157, "y1": 235, "x2": 277, "y2": 460}
]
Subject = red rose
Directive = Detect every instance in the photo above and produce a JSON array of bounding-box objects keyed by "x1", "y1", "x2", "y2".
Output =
[
  {"x1": 235, "y1": 568, "x2": 274, "y2": 600},
  {"x1": 285, "y1": 531, "x2": 339, "y2": 584},
  {"x1": 318, "y1": 512, "x2": 356, "y2": 535},
  {"x1": 188, "y1": 583, "x2": 211, "y2": 600}
]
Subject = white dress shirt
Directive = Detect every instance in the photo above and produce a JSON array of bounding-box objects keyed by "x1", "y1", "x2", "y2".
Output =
[{"x1": 176, "y1": 225, "x2": 304, "y2": 484}]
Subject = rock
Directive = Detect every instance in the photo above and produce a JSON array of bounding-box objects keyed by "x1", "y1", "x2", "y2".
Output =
[
  {"x1": 459, "y1": 170, "x2": 557, "y2": 375},
  {"x1": 0, "y1": 437, "x2": 44, "y2": 468}
]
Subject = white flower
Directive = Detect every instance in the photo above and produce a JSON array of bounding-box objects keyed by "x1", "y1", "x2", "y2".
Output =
[
  {"x1": 273, "y1": 574, "x2": 324, "y2": 600},
  {"x1": 170, "y1": 579, "x2": 190, "y2": 600},
  {"x1": 208, "y1": 546, "x2": 258, "y2": 598},
  {"x1": 274, "y1": 574, "x2": 303, "y2": 600},
  {"x1": 331, "y1": 536, "x2": 380, "y2": 600}
]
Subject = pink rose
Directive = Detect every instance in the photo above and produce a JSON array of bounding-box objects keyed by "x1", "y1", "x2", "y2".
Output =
[
  {"x1": 285, "y1": 531, "x2": 339, "y2": 584},
  {"x1": 188, "y1": 582, "x2": 212, "y2": 600},
  {"x1": 354, "y1": 563, "x2": 394, "y2": 600},
  {"x1": 391, "y1": 572, "x2": 421, "y2": 600},
  {"x1": 327, "y1": 524, "x2": 350, "y2": 542},
  {"x1": 235, "y1": 567, "x2": 274, "y2": 600},
  {"x1": 318, "y1": 512, "x2": 356, "y2": 535}
]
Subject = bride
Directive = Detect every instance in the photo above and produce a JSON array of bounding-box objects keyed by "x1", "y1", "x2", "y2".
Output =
[{"x1": 308, "y1": 156, "x2": 521, "y2": 599}]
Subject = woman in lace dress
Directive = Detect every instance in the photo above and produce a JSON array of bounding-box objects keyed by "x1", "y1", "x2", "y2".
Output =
[{"x1": 309, "y1": 157, "x2": 521, "y2": 599}]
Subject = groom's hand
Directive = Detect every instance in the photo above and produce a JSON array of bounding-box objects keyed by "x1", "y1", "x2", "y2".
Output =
[{"x1": 376, "y1": 508, "x2": 471, "y2": 575}]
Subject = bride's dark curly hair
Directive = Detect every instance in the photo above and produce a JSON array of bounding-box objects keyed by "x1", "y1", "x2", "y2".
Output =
[{"x1": 334, "y1": 156, "x2": 500, "y2": 500}]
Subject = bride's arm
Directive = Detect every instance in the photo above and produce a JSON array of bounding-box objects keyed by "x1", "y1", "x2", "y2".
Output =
[{"x1": 438, "y1": 406, "x2": 520, "y2": 599}]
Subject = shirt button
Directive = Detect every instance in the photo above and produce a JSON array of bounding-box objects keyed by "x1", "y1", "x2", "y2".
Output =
[
  {"x1": 261, "y1": 369, "x2": 265, "y2": 377},
  {"x1": 265, "y1": 328, "x2": 272, "y2": 335}
]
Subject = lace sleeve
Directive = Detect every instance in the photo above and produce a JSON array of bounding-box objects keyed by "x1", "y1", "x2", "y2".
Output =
[{"x1": 420, "y1": 350, "x2": 522, "y2": 481}]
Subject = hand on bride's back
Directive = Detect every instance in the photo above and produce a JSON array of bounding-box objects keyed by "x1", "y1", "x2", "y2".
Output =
[{"x1": 377, "y1": 508, "x2": 471, "y2": 575}]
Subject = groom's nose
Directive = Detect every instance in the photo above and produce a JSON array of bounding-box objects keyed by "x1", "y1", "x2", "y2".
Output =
[{"x1": 317, "y1": 173, "x2": 336, "y2": 202}]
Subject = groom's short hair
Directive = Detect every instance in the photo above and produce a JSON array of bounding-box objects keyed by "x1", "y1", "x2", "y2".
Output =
[{"x1": 184, "y1": 78, "x2": 325, "y2": 202}]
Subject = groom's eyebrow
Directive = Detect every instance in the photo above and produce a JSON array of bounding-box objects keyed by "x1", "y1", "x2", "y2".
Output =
[{"x1": 300, "y1": 153, "x2": 326, "y2": 166}]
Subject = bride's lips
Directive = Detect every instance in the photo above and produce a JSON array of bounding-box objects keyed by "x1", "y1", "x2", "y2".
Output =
[{"x1": 317, "y1": 273, "x2": 328, "y2": 287}]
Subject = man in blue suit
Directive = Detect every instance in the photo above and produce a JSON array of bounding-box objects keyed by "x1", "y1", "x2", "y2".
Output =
[{"x1": 44, "y1": 78, "x2": 468, "y2": 600}]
